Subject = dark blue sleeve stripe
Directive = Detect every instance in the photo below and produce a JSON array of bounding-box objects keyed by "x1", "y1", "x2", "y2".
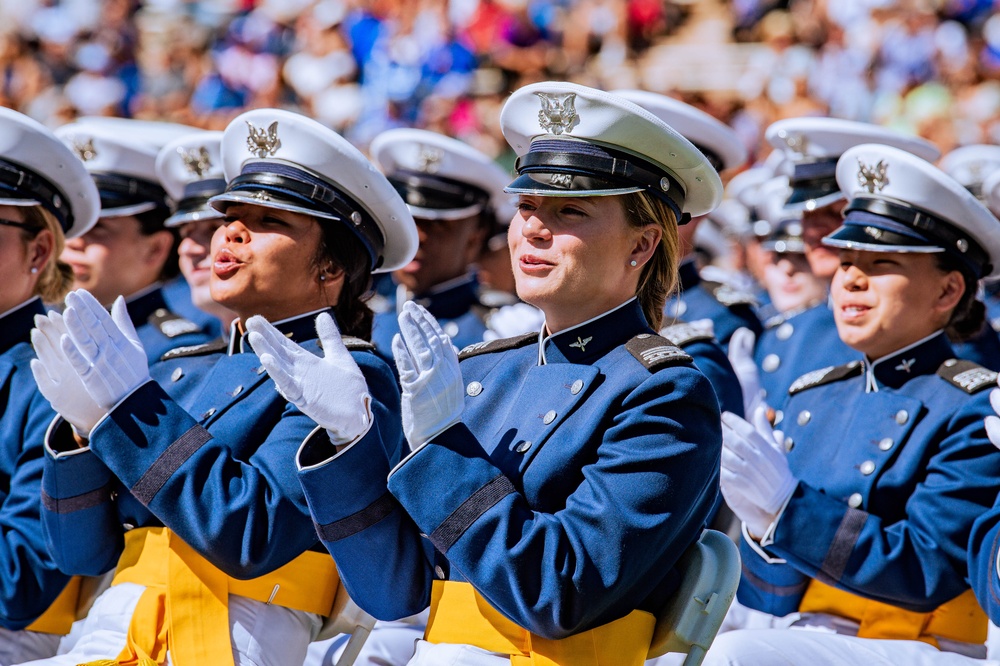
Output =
[
  {"x1": 131, "y1": 425, "x2": 212, "y2": 505},
  {"x1": 41, "y1": 483, "x2": 112, "y2": 514},
  {"x1": 315, "y1": 492, "x2": 397, "y2": 542},
  {"x1": 818, "y1": 507, "x2": 868, "y2": 584},
  {"x1": 429, "y1": 474, "x2": 516, "y2": 553}
]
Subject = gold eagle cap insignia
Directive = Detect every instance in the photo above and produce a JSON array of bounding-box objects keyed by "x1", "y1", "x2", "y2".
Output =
[
  {"x1": 415, "y1": 145, "x2": 444, "y2": 173},
  {"x1": 72, "y1": 137, "x2": 97, "y2": 162},
  {"x1": 535, "y1": 92, "x2": 579, "y2": 135},
  {"x1": 179, "y1": 146, "x2": 212, "y2": 177},
  {"x1": 857, "y1": 159, "x2": 889, "y2": 193},
  {"x1": 246, "y1": 121, "x2": 281, "y2": 158}
]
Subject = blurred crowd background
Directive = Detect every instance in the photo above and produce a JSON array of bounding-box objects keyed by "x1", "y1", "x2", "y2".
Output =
[{"x1": 1, "y1": 0, "x2": 999, "y2": 168}]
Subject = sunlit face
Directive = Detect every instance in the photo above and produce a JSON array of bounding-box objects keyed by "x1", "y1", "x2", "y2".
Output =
[
  {"x1": 178, "y1": 217, "x2": 226, "y2": 311},
  {"x1": 509, "y1": 195, "x2": 653, "y2": 332},
  {"x1": 393, "y1": 214, "x2": 485, "y2": 295},
  {"x1": 210, "y1": 203, "x2": 335, "y2": 322},
  {"x1": 763, "y1": 252, "x2": 827, "y2": 314},
  {"x1": 62, "y1": 215, "x2": 170, "y2": 305},
  {"x1": 831, "y1": 249, "x2": 959, "y2": 359},
  {"x1": 0, "y1": 205, "x2": 42, "y2": 313},
  {"x1": 802, "y1": 200, "x2": 845, "y2": 281}
]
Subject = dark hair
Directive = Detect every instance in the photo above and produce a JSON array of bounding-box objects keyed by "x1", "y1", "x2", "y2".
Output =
[
  {"x1": 313, "y1": 222, "x2": 375, "y2": 340},
  {"x1": 135, "y1": 208, "x2": 180, "y2": 280},
  {"x1": 619, "y1": 191, "x2": 681, "y2": 331},
  {"x1": 934, "y1": 253, "x2": 986, "y2": 342}
]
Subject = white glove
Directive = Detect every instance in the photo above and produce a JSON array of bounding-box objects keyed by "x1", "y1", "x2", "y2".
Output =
[
  {"x1": 728, "y1": 327, "x2": 764, "y2": 416},
  {"x1": 986, "y1": 387, "x2": 1000, "y2": 449},
  {"x1": 60, "y1": 290, "x2": 150, "y2": 410},
  {"x1": 720, "y1": 406, "x2": 797, "y2": 538},
  {"x1": 30, "y1": 311, "x2": 105, "y2": 437},
  {"x1": 392, "y1": 301, "x2": 464, "y2": 448},
  {"x1": 485, "y1": 302, "x2": 545, "y2": 341},
  {"x1": 246, "y1": 313, "x2": 372, "y2": 445}
]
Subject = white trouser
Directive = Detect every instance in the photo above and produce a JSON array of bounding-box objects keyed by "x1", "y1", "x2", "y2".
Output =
[
  {"x1": 701, "y1": 626, "x2": 998, "y2": 666},
  {"x1": 405, "y1": 641, "x2": 508, "y2": 665},
  {"x1": 15, "y1": 582, "x2": 322, "y2": 666},
  {"x1": 0, "y1": 626, "x2": 60, "y2": 665},
  {"x1": 303, "y1": 620, "x2": 424, "y2": 666}
]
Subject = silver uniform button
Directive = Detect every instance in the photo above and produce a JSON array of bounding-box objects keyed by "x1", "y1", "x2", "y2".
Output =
[
  {"x1": 256, "y1": 366, "x2": 267, "y2": 375},
  {"x1": 202, "y1": 408, "x2": 216, "y2": 419},
  {"x1": 434, "y1": 565, "x2": 446, "y2": 579},
  {"x1": 848, "y1": 493, "x2": 863, "y2": 508},
  {"x1": 776, "y1": 322, "x2": 794, "y2": 341},
  {"x1": 860, "y1": 460, "x2": 876, "y2": 475},
  {"x1": 543, "y1": 410, "x2": 557, "y2": 425},
  {"x1": 784, "y1": 437, "x2": 794, "y2": 452},
  {"x1": 570, "y1": 379, "x2": 584, "y2": 395},
  {"x1": 895, "y1": 410, "x2": 909, "y2": 425},
  {"x1": 122, "y1": 522, "x2": 135, "y2": 531},
  {"x1": 762, "y1": 354, "x2": 780, "y2": 373},
  {"x1": 797, "y1": 410, "x2": 811, "y2": 426},
  {"x1": 515, "y1": 441, "x2": 532, "y2": 454},
  {"x1": 466, "y1": 381, "x2": 483, "y2": 397},
  {"x1": 878, "y1": 437, "x2": 894, "y2": 451},
  {"x1": 171, "y1": 367, "x2": 184, "y2": 382},
  {"x1": 231, "y1": 385, "x2": 243, "y2": 397},
  {"x1": 944, "y1": 359, "x2": 958, "y2": 367},
  {"x1": 444, "y1": 322, "x2": 460, "y2": 338}
]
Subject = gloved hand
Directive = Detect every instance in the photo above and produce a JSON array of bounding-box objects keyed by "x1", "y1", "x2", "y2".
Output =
[
  {"x1": 986, "y1": 387, "x2": 1000, "y2": 449},
  {"x1": 485, "y1": 302, "x2": 545, "y2": 341},
  {"x1": 60, "y1": 290, "x2": 150, "y2": 410},
  {"x1": 247, "y1": 313, "x2": 372, "y2": 445},
  {"x1": 392, "y1": 301, "x2": 464, "y2": 448},
  {"x1": 30, "y1": 311, "x2": 105, "y2": 437},
  {"x1": 720, "y1": 405, "x2": 797, "y2": 538},
  {"x1": 728, "y1": 327, "x2": 764, "y2": 416}
]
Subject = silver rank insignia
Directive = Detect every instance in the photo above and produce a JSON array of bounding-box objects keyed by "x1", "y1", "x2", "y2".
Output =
[
  {"x1": 788, "y1": 365, "x2": 835, "y2": 393},
  {"x1": 952, "y1": 367, "x2": 997, "y2": 392},
  {"x1": 246, "y1": 121, "x2": 281, "y2": 158},
  {"x1": 72, "y1": 137, "x2": 97, "y2": 162},
  {"x1": 535, "y1": 92, "x2": 578, "y2": 135},
  {"x1": 180, "y1": 146, "x2": 213, "y2": 177},
  {"x1": 415, "y1": 145, "x2": 443, "y2": 173},
  {"x1": 857, "y1": 159, "x2": 889, "y2": 193},
  {"x1": 569, "y1": 336, "x2": 593, "y2": 352}
]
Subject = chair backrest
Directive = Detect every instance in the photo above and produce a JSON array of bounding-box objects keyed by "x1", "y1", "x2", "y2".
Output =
[{"x1": 647, "y1": 529, "x2": 741, "y2": 666}]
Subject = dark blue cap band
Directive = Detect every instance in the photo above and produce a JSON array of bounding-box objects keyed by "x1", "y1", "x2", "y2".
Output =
[{"x1": 0, "y1": 157, "x2": 72, "y2": 231}]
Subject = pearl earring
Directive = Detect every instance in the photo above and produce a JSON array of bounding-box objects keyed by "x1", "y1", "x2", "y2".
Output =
[
  {"x1": 30, "y1": 267, "x2": 38, "y2": 274},
  {"x1": 319, "y1": 275, "x2": 326, "y2": 281},
  {"x1": 630, "y1": 260, "x2": 637, "y2": 267}
]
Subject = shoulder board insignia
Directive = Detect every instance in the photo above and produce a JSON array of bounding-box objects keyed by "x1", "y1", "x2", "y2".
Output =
[
  {"x1": 342, "y1": 336, "x2": 376, "y2": 352},
  {"x1": 764, "y1": 313, "x2": 786, "y2": 329},
  {"x1": 150, "y1": 309, "x2": 203, "y2": 339},
  {"x1": 788, "y1": 360, "x2": 863, "y2": 395},
  {"x1": 659, "y1": 319, "x2": 715, "y2": 347},
  {"x1": 459, "y1": 332, "x2": 536, "y2": 360},
  {"x1": 160, "y1": 339, "x2": 227, "y2": 361},
  {"x1": 476, "y1": 288, "x2": 520, "y2": 310},
  {"x1": 937, "y1": 359, "x2": 998, "y2": 394},
  {"x1": 626, "y1": 333, "x2": 692, "y2": 371},
  {"x1": 703, "y1": 281, "x2": 756, "y2": 308}
]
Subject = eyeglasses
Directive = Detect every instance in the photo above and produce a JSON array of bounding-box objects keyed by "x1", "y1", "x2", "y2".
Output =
[{"x1": 0, "y1": 218, "x2": 41, "y2": 234}]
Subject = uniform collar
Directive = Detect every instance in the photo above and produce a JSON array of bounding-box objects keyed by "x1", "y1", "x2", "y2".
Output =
[
  {"x1": 0, "y1": 297, "x2": 45, "y2": 354},
  {"x1": 864, "y1": 330, "x2": 952, "y2": 392},
  {"x1": 398, "y1": 272, "x2": 480, "y2": 319},
  {"x1": 678, "y1": 257, "x2": 700, "y2": 291},
  {"x1": 229, "y1": 307, "x2": 332, "y2": 355},
  {"x1": 124, "y1": 284, "x2": 167, "y2": 327},
  {"x1": 539, "y1": 297, "x2": 649, "y2": 365}
]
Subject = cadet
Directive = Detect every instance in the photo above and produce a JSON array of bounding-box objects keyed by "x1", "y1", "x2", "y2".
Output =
[
  {"x1": 709, "y1": 143, "x2": 1000, "y2": 664},
  {"x1": 28, "y1": 108, "x2": 415, "y2": 665},
  {"x1": 613, "y1": 89, "x2": 759, "y2": 351},
  {"x1": 367, "y1": 128, "x2": 518, "y2": 363},
  {"x1": 53, "y1": 119, "x2": 218, "y2": 363},
  {"x1": 752, "y1": 118, "x2": 940, "y2": 400},
  {"x1": 985, "y1": 170, "x2": 1000, "y2": 332},
  {"x1": 155, "y1": 130, "x2": 235, "y2": 336},
  {"x1": 248, "y1": 82, "x2": 724, "y2": 666},
  {"x1": 0, "y1": 108, "x2": 98, "y2": 663}
]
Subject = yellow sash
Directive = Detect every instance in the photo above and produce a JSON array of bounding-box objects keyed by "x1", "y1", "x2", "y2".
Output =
[
  {"x1": 425, "y1": 580, "x2": 655, "y2": 666},
  {"x1": 81, "y1": 526, "x2": 340, "y2": 666},
  {"x1": 799, "y1": 579, "x2": 987, "y2": 647}
]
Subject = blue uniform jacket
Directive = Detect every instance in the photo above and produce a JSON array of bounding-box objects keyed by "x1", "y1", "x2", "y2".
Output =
[
  {"x1": 298, "y1": 298, "x2": 723, "y2": 637},
  {"x1": 659, "y1": 320, "x2": 744, "y2": 417},
  {"x1": 755, "y1": 301, "x2": 859, "y2": 405},
  {"x1": 950, "y1": 324, "x2": 1000, "y2": 372},
  {"x1": 663, "y1": 260, "x2": 762, "y2": 350},
  {"x1": 739, "y1": 332, "x2": 1000, "y2": 616},
  {"x1": 160, "y1": 276, "x2": 224, "y2": 340},
  {"x1": 0, "y1": 298, "x2": 72, "y2": 628},
  {"x1": 40, "y1": 309, "x2": 404, "y2": 579},
  {"x1": 129, "y1": 286, "x2": 219, "y2": 365},
  {"x1": 371, "y1": 274, "x2": 515, "y2": 367}
]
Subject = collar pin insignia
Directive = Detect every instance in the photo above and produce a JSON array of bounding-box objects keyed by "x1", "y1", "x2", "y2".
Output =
[
  {"x1": 895, "y1": 357, "x2": 914, "y2": 373},
  {"x1": 180, "y1": 146, "x2": 212, "y2": 177},
  {"x1": 246, "y1": 121, "x2": 281, "y2": 158},
  {"x1": 857, "y1": 159, "x2": 889, "y2": 193},
  {"x1": 536, "y1": 92, "x2": 578, "y2": 135},
  {"x1": 569, "y1": 335, "x2": 592, "y2": 352}
]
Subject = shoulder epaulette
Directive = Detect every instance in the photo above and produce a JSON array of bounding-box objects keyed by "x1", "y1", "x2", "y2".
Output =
[
  {"x1": 459, "y1": 333, "x2": 536, "y2": 360},
  {"x1": 150, "y1": 309, "x2": 203, "y2": 339},
  {"x1": 788, "y1": 360, "x2": 863, "y2": 395},
  {"x1": 160, "y1": 339, "x2": 227, "y2": 361},
  {"x1": 702, "y1": 280, "x2": 756, "y2": 308},
  {"x1": 937, "y1": 359, "x2": 998, "y2": 394},
  {"x1": 477, "y1": 288, "x2": 520, "y2": 310},
  {"x1": 659, "y1": 320, "x2": 716, "y2": 347},
  {"x1": 763, "y1": 313, "x2": 786, "y2": 330},
  {"x1": 625, "y1": 333, "x2": 692, "y2": 371},
  {"x1": 342, "y1": 336, "x2": 376, "y2": 352}
]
